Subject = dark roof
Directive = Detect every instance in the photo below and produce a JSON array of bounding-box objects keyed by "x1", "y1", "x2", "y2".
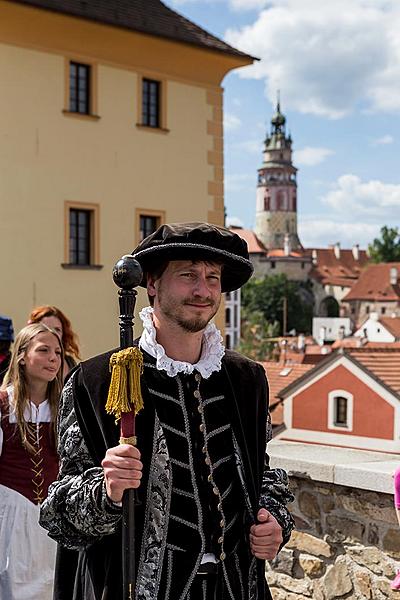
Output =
[{"x1": 9, "y1": 0, "x2": 253, "y2": 59}]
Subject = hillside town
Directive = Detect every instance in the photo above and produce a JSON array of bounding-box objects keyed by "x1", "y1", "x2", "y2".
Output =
[{"x1": 1, "y1": 1, "x2": 400, "y2": 599}]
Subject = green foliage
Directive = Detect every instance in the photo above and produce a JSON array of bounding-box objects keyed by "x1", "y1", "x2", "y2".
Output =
[
  {"x1": 368, "y1": 226, "x2": 400, "y2": 263},
  {"x1": 241, "y1": 273, "x2": 313, "y2": 336},
  {"x1": 236, "y1": 309, "x2": 280, "y2": 361}
]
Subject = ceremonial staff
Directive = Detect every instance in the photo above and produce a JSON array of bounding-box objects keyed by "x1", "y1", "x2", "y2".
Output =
[{"x1": 106, "y1": 254, "x2": 144, "y2": 600}]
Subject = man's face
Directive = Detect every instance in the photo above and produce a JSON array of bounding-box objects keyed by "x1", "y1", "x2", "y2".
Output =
[{"x1": 149, "y1": 260, "x2": 222, "y2": 333}]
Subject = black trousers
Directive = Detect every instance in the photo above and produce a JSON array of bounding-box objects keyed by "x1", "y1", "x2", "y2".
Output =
[{"x1": 187, "y1": 574, "x2": 217, "y2": 600}]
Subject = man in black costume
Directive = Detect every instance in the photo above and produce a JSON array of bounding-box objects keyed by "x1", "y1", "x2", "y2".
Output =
[{"x1": 40, "y1": 222, "x2": 294, "y2": 600}]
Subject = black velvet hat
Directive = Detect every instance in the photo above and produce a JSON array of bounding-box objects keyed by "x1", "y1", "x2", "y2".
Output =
[{"x1": 132, "y1": 222, "x2": 253, "y2": 292}]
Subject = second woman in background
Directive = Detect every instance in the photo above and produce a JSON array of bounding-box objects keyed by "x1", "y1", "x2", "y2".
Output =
[{"x1": 28, "y1": 306, "x2": 81, "y2": 379}]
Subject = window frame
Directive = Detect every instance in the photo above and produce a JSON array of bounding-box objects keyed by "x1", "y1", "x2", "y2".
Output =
[
  {"x1": 63, "y1": 58, "x2": 99, "y2": 120},
  {"x1": 136, "y1": 75, "x2": 168, "y2": 133},
  {"x1": 135, "y1": 209, "x2": 165, "y2": 244},
  {"x1": 328, "y1": 389, "x2": 353, "y2": 431},
  {"x1": 62, "y1": 201, "x2": 101, "y2": 269}
]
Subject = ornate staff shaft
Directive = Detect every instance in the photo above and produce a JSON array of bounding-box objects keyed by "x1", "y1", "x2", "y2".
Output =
[{"x1": 112, "y1": 255, "x2": 143, "y2": 600}]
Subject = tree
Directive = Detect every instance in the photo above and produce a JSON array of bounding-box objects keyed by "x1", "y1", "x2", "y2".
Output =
[
  {"x1": 241, "y1": 273, "x2": 313, "y2": 335},
  {"x1": 236, "y1": 309, "x2": 280, "y2": 362},
  {"x1": 368, "y1": 226, "x2": 400, "y2": 263}
]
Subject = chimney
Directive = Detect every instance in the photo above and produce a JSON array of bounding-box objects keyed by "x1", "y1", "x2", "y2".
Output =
[
  {"x1": 338, "y1": 325, "x2": 345, "y2": 340},
  {"x1": 312, "y1": 249, "x2": 317, "y2": 265},
  {"x1": 318, "y1": 326, "x2": 326, "y2": 346},
  {"x1": 334, "y1": 242, "x2": 341, "y2": 260},
  {"x1": 352, "y1": 244, "x2": 360, "y2": 260},
  {"x1": 284, "y1": 233, "x2": 291, "y2": 256},
  {"x1": 390, "y1": 267, "x2": 398, "y2": 285},
  {"x1": 297, "y1": 333, "x2": 305, "y2": 351}
]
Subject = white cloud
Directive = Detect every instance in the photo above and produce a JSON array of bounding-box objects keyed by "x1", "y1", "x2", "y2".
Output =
[
  {"x1": 294, "y1": 146, "x2": 334, "y2": 167},
  {"x1": 299, "y1": 218, "x2": 379, "y2": 248},
  {"x1": 225, "y1": 0, "x2": 400, "y2": 118},
  {"x1": 226, "y1": 215, "x2": 245, "y2": 227},
  {"x1": 322, "y1": 174, "x2": 400, "y2": 219},
  {"x1": 371, "y1": 134, "x2": 394, "y2": 145},
  {"x1": 224, "y1": 112, "x2": 242, "y2": 131}
]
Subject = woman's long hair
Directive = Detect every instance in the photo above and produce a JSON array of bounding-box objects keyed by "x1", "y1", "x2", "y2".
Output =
[
  {"x1": 28, "y1": 305, "x2": 81, "y2": 361},
  {"x1": 1, "y1": 323, "x2": 64, "y2": 453}
]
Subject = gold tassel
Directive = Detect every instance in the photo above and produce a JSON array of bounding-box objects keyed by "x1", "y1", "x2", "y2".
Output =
[{"x1": 105, "y1": 347, "x2": 144, "y2": 422}]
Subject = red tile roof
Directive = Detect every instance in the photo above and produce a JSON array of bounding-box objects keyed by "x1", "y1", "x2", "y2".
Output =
[
  {"x1": 380, "y1": 317, "x2": 400, "y2": 338},
  {"x1": 332, "y1": 338, "x2": 400, "y2": 349},
  {"x1": 306, "y1": 247, "x2": 369, "y2": 287},
  {"x1": 9, "y1": 0, "x2": 253, "y2": 59},
  {"x1": 267, "y1": 249, "x2": 304, "y2": 258},
  {"x1": 230, "y1": 227, "x2": 267, "y2": 254},
  {"x1": 346, "y1": 347, "x2": 400, "y2": 393},
  {"x1": 342, "y1": 262, "x2": 400, "y2": 301}
]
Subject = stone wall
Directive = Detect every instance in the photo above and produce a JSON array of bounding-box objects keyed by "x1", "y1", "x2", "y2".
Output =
[{"x1": 266, "y1": 476, "x2": 400, "y2": 600}]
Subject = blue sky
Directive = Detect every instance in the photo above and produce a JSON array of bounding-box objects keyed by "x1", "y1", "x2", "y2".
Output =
[{"x1": 169, "y1": 0, "x2": 400, "y2": 249}]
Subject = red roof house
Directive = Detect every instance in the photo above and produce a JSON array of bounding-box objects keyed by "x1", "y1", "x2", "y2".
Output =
[{"x1": 276, "y1": 347, "x2": 400, "y2": 453}]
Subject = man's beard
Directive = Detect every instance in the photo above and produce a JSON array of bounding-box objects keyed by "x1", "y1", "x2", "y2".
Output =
[{"x1": 159, "y1": 290, "x2": 220, "y2": 333}]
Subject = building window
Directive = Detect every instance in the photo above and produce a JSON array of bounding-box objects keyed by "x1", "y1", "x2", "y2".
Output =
[
  {"x1": 69, "y1": 209, "x2": 91, "y2": 265},
  {"x1": 136, "y1": 209, "x2": 165, "y2": 244},
  {"x1": 225, "y1": 334, "x2": 231, "y2": 349},
  {"x1": 225, "y1": 308, "x2": 231, "y2": 326},
  {"x1": 334, "y1": 397, "x2": 348, "y2": 426},
  {"x1": 69, "y1": 62, "x2": 91, "y2": 114},
  {"x1": 271, "y1": 261, "x2": 276, "y2": 269},
  {"x1": 366, "y1": 306, "x2": 370, "y2": 314},
  {"x1": 328, "y1": 390, "x2": 353, "y2": 431},
  {"x1": 139, "y1": 215, "x2": 159, "y2": 241},
  {"x1": 63, "y1": 202, "x2": 100, "y2": 268},
  {"x1": 381, "y1": 307, "x2": 386, "y2": 315},
  {"x1": 142, "y1": 78, "x2": 161, "y2": 128}
]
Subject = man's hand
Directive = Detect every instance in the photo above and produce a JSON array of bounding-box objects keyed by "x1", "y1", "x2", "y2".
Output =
[
  {"x1": 101, "y1": 444, "x2": 143, "y2": 503},
  {"x1": 249, "y1": 508, "x2": 283, "y2": 560}
]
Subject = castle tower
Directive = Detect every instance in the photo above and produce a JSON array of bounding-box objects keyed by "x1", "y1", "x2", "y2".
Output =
[{"x1": 255, "y1": 99, "x2": 302, "y2": 250}]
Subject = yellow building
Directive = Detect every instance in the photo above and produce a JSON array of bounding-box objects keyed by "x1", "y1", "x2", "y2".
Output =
[{"x1": 0, "y1": 0, "x2": 253, "y2": 357}]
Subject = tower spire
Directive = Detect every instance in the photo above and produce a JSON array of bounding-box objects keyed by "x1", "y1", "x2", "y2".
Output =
[{"x1": 255, "y1": 98, "x2": 302, "y2": 250}]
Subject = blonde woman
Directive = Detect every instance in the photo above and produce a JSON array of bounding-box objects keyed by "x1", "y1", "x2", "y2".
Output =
[{"x1": 0, "y1": 323, "x2": 63, "y2": 600}]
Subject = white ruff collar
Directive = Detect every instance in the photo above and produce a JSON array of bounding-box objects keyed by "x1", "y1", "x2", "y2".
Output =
[{"x1": 138, "y1": 306, "x2": 225, "y2": 379}]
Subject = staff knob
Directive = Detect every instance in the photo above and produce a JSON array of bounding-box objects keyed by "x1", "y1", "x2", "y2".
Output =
[{"x1": 113, "y1": 255, "x2": 143, "y2": 290}]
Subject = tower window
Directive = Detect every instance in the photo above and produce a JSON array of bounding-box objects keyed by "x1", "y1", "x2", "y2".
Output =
[{"x1": 69, "y1": 208, "x2": 91, "y2": 265}]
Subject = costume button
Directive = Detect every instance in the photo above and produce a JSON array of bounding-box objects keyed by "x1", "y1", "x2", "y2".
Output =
[
  {"x1": 205, "y1": 457, "x2": 211, "y2": 466},
  {"x1": 213, "y1": 486, "x2": 219, "y2": 495},
  {"x1": 197, "y1": 405, "x2": 203, "y2": 414},
  {"x1": 218, "y1": 536, "x2": 223, "y2": 544},
  {"x1": 207, "y1": 474, "x2": 212, "y2": 482},
  {"x1": 194, "y1": 390, "x2": 201, "y2": 399},
  {"x1": 195, "y1": 373, "x2": 201, "y2": 382},
  {"x1": 220, "y1": 519, "x2": 225, "y2": 527},
  {"x1": 202, "y1": 446, "x2": 206, "y2": 454},
  {"x1": 217, "y1": 502, "x2": 222, "y2": 511},
  {"x1": 220, "y1": 552, "x2": 226, "y2": 561},
  {"x1": 199, "y1": 424, "x2": 205, "y2": 432}
]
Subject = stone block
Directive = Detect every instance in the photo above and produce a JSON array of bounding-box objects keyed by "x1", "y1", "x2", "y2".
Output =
[
  {"x1": 325, "y1": 515, "x2": 365, "y2": 542},
  {"x1": 322, "y1": 558, "x2": 353, "y2": 600},
  {"x1": 368, "y1": 523, "x2": 380, "y2": 546},
  {"x1": 299, "y1": 491, "x2": 321, "y2": 520},
  {"x1": 286, "y1": 531, "x2": 332, "y2": 558},
  {"x1": 354, "y1": 569, "x2": 372, "y2": 599},
  {"x1": 293, "y1": 514, "x2": 312, "y2": 531},
  {"x1": 270, "y1": 549, "x2": 294, "y2": 576},
  {"x1": 383, "y1": 529, "x2": 400, "y2": 558},
  {"x1": 279, "y1": 573, "x2": 313, "y2": 597},
  {"x1": 347, "y1": 546, "x2": 389, "y2": 576},
  {"x1": 321, "y1": 496, "x2": 335, "y2": 513},
  {"x1": 299, "y1": 554, "x2": 325, "y2": 578},
  {"x1": 339, "y1": 495, "x2": 397, "y2": 524},
  {"x1": 270, "y1": 588, "x2": 311, "y2": 600}
]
